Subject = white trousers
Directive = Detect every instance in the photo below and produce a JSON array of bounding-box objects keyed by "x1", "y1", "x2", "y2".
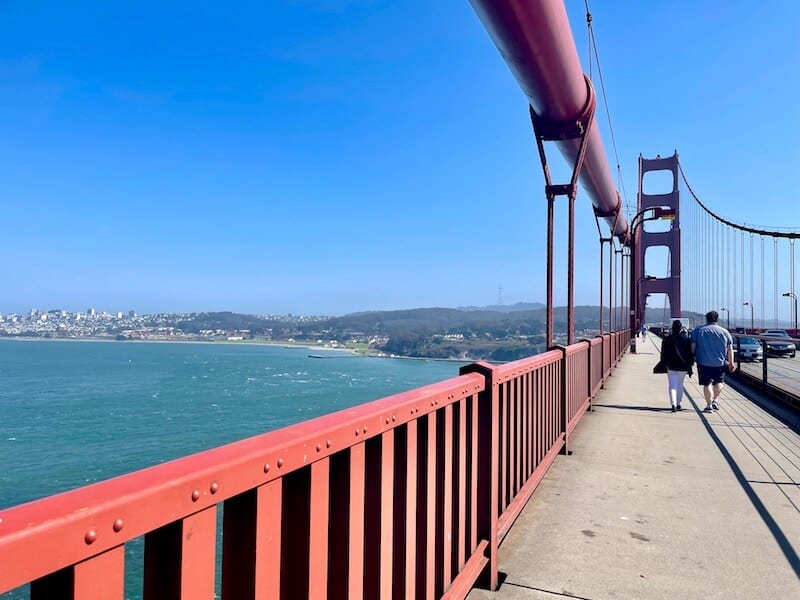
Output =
[{"x1": 667, "y1": 369, "x2": 686, "y2": 407}]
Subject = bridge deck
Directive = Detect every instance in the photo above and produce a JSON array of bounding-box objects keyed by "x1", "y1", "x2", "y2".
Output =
[{"x1": 469, "y1": 335, "x2": 800, "y2": 599}]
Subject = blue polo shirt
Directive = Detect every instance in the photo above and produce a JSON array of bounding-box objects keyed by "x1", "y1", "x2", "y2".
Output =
[{"x1": 691, "y1": 323, "x2": 733, "y2": 367}]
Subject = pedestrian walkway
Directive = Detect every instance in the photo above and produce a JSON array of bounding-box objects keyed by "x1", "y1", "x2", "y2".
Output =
[{"x1": 469, "y1": 335, "x2": 800, "y2": 600}]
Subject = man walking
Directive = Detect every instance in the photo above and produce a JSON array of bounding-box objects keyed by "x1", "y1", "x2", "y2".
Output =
[{"x1": 690, "y1": 310, "x2": 735, "y2": 413}]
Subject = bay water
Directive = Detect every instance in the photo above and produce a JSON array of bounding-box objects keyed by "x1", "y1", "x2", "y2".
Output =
[{"x1": 0, "y1": 338, "x2": 465, "y2": 598}]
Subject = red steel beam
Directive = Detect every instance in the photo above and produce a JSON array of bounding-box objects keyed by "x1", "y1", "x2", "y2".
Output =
[{"x1": 470, "y1": 0, "x2": 629, "y2": 242}]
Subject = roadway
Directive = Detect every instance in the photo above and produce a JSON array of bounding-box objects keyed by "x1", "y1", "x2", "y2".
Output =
[
  {"x1": 468, "y1": 335, "x2": 800, "y2": 600},
  {"x1": 738, "y1": 353, "x2": 800, "y2": 397}
]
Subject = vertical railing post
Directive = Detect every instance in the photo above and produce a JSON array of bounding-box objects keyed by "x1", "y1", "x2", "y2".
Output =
[
  {"x1": 459, "y1": 362, "x2": 499, "y2": 591},
  {"x1": 580, "y1": 339, "x2": 593, "y2": 411},
  {"x1": 552, "y1": 346, "x2": 569, "y2": 455}
]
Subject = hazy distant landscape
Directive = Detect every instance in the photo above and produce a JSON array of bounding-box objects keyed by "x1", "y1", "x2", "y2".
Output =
[{"x1": 0, "y1": 304, "x2": 705, "y2": 361}]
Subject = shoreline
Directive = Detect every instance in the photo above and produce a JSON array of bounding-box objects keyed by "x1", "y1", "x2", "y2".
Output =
[
  {"x1": 0, "y1": 336, "x2": 359, "y2": 355},
  {"x1": 0, "y1": 336, "x2": 477, "y2": 363}
]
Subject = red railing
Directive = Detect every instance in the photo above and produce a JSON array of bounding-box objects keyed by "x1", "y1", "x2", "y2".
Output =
[{"x1": 0, "y1": 333, "x2": 629, "y2": 599}]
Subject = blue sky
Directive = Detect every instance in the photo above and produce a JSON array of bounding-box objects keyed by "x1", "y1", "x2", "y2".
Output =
[{"x1": 1, "y1": 1, "x2": 799, "y2": 315}]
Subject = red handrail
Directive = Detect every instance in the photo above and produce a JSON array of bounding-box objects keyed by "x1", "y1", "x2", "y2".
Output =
[{"x1": 1, "y1": 333, "x2": 630, "y2": 598}]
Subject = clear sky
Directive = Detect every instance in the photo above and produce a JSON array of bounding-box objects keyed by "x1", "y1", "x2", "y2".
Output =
[{"x1": 2, "y1": 1, "x2": 799, "y2": 316}]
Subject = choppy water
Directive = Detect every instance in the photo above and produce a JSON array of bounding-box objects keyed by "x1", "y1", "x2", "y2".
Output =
[{"x1": 0, "y1": 339, "x2": 464, "y2": 598}]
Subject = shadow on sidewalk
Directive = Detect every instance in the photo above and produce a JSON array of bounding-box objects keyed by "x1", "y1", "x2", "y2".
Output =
[
  {"x1": 593, "y1": 403, "x2": 673, "y2": 413},
  {"x1": 683, "y1": 390, "x2": 800, "y2": 580}
]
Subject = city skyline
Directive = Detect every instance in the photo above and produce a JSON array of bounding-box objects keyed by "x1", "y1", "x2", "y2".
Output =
[{"x1": 2, "y1": 1, "x2": 799, "y2": 315}]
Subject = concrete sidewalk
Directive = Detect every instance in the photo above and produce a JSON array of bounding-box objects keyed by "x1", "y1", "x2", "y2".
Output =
[{"x1": 469, "y1": 335, "x2": 800, "y2": 600}]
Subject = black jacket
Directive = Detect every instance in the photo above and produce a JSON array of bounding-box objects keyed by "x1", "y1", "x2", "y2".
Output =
[{"x1": 660, "y1": 333, "x2": 694, "y2": 372}]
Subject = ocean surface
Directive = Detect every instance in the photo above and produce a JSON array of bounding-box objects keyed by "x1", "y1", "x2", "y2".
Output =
[{"x1": 0, "y1": 339, "x2": 465, "y2": 598}]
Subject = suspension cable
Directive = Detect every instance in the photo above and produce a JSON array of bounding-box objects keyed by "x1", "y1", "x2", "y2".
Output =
[
  {"x1": 679, "y1": 162, "x2": 800, "y2": 238},
  {"x1": 583, "y1": 0, "x2": 631, "y2": 221}
]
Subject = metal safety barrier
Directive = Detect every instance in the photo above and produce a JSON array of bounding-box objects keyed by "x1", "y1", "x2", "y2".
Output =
[
  {"x1": 731, "y1": 331, "x2": 800, "y2": 413},
  {"x1": 0, "y1": 332, "x2": 629, "y2": 599}
]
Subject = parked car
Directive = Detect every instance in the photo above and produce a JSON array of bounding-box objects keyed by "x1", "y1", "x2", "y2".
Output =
[
  {"x1": 762, "y1": 329, "x2": 797, "y2": 358},
  {"x1": 733, "y1": 337, "x2": 763, "y2": 361}
]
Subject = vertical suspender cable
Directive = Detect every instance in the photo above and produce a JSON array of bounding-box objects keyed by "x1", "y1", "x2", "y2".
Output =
[
  {"x1": 727, "y1": 225, "x2": 731, "y2": 320},
  {"x1": 740, "y1": 231, "x2": 745, "y2": 325},
  {"x1": 704, "y1": 209, "x2": 709, "y2": 311},
  {"x1": 701, "y1": 214, "x2": 711, "y2": 310},
  {"x1": 789, "y1": 240, "x2": 797, "y2": 327},
  {"x1": 774, "y1": 237, "x2": 779, "y2": 328},
  {"x1": 761, "y1": 236, "x2": 765, "y2": 329},
  {"x1": 692, "y1": 197, "x2": 696, "y2": 313},
  {"x1": 750, "y1": 234, "x2": 754, "y2": 327},
  {"x1": 731, "y1": 231, "x2": 741, "y2": 323},
  {"x1": 715, "y1": 218, "x2": 719, "y2": 310}
]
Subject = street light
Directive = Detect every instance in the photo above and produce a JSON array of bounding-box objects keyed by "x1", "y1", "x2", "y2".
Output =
[
  {"x1": 720, "y1": 307, "x2": 730, "y2": 330},
  {"x1": 782, "y1": 292, "x2": 798, "y2": 330},
  {"x1": 742, "y1": 302, "x2": 754, "y2": 331},
  {"x1": 628, "y1": 207, "x2": 676, "y2": 353}
]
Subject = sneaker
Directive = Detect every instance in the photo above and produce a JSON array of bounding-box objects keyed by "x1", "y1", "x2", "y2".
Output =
[
  {"x1": 703, "y1": 406, "x2": 714, "y2": 413},
  {"x1": 671, "y1": 405, "x2": 676, "y2": 412},
  {"x1": 711, "y1": 401, "x2": 720, "y2": 410},
  {"x1": 676, "y1": 404, "x2": 683, "y2": 411}
]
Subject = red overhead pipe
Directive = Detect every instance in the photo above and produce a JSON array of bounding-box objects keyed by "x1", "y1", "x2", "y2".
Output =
[{"x1": 470, "y1": 0, "x2": 629, "y2": 243}]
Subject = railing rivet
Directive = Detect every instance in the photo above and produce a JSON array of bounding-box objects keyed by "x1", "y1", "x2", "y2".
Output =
[
  {"x1": 355, "y1": 429, "x2": 359, "y2": 436},
  {"x1": 392, "y1": 415, "x2": 396, "y2": 422},
  {"x1": 210, "y1": 482, "x2": 219, "y2": 494},
  {"x1": 263, "y1": 463, "x2": 270, "y2": 473},
  {"x1": 326, "y1": 440, "x2": 331, "y2": 448},
  {"x1": 113, "y1": 519, "x2": 124, "y2": 533},
  {"x1": 362, "y1": 426, "x2": 367, "y2": 433},
  {"x1": 191, "y1": 489, "x2": 201, "y2": 502},
  {"x1": 84, "y1": 530, "x2": 97, "y2": 544},
  {"x1": 277, "y1": 458, "x2": 284, "y2": 467},
  {"x1": 316, "y1": 443, "x2": 322, "y2": 451}
]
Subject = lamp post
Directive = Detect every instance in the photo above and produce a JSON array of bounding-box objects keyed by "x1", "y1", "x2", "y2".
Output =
[
  {"x1": 628, "y1": 207, "x2": 676, "y2": 352},
  {"x1": 720, "y1": 307, "x2": 730, "y2": 330},
  {"x1": 782, "y1": 292, "x2": 798, "y2": 330},
  {"x1": 742, "y1": 301, "x2": 754, "y2": 331}
]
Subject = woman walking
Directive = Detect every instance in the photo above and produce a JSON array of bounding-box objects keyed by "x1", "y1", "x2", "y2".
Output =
[{"x1": 660, "y1": 320, "x2": 694, "y2": 411}]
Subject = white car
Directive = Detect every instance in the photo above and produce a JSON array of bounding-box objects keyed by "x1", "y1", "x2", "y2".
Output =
[{"x1": 734, "y1": 337, "x2": 763, "y2": 361}]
